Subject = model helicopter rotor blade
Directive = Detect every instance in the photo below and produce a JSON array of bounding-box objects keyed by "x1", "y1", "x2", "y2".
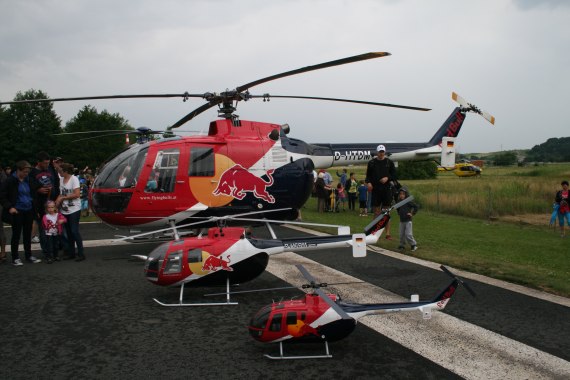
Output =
[
  {"x1": 0, "y1": 93, "x2": 204, "y2": 106},
  {"x1": 440, "y1": 265, "x2": 477, "y2": 298},
  {"x1": 251, "y1": 94, "x2": 431, "y2": 112},
  {"x1": 235, "y1": 52, "x2": 390, "y2": 92},
  {"x1": 113, "y1": 207, "x2": 293, "y2": 242},
  {"x1": 295, "y1": 264, "x2": 353, "y2": 320},
  {"x1": 203, "y1": 280, "x2": 364, "y2": 297}
]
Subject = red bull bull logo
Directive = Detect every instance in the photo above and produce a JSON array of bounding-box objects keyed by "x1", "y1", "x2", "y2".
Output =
[
  {"x1": 213, "y1": 164, "x2": 275, "y2": 203},
  {"x1": 202, "y1": 254, "x2": 233, "y2": 272}
]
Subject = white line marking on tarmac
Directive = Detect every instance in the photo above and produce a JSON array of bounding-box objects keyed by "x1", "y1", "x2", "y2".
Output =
[{"x1": 267, "y1": 252, "x2": 570, "y2": 380}]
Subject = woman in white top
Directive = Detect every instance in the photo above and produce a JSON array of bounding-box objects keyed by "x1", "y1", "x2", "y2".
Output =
[{"x1": 56, "y1": 163, "x2": 85, "y2": 261}]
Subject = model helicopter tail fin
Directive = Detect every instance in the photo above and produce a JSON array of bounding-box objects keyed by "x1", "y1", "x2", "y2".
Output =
[{"x1": 428, "y1": 265, "x2": 476, "y2": 311}]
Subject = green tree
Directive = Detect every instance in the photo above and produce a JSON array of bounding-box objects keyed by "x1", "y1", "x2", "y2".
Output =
[
  {"x1": 1, "y1": 89, "x2": 61, "y2": 164},
  {"x1": 493, "y1": 151, "x2": 518, "y2": 166},
  {"x1": 397, "y1": 161, "x2": 438, "y2": 180},
  {"x1": 60, "y1": 106, "x2": 134, "y2": 169}
]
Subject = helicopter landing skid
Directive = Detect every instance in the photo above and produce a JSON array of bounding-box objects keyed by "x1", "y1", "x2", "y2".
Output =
[
  {"x1": 264, "y1": 341, "x2": 332, "y2": 360},
  {"x1": 152, "y1": 279, "x2": 239, "y2": 307}
]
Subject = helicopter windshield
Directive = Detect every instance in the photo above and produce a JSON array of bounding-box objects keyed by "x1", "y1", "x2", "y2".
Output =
[{"x1": 94, "y1": 145, "x2": 148, "y2": 189}]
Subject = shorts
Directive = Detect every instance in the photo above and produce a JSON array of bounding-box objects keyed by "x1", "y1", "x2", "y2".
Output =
[
  {"x1": 372, "y1": 185, "x2": 392, "y2": 208},
  {"x1": 359, "y1": 200, "x2": 367, "y2": 209},
  {"x1": 81, "y1": 199, "x2": 89, "y2": 210}
]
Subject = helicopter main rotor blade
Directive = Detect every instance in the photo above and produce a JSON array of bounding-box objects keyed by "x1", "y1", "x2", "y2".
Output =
[
  {"x1": 169, "y1": 101, "x2": 218, "y2": 130},
  {"x1": 252, "y1": 94, "x2": 431, "y2": 111},
  {"x1": 168, "y1": 52, "x2": 392, "y2": 129},
  {"x1": 235, "y1": 52, "x2": 390, "y2": 92},
  {"x1": 0, "y1": 93, "x2": 204, "y2": 106}
]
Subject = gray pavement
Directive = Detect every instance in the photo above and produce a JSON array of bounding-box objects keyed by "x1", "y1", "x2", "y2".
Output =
[{"x1": 0, "y1": 221, "x2": 568, "y2": 379}]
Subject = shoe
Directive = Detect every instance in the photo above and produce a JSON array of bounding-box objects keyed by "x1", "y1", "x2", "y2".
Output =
[
  {"x1": 385, "y1": 235, "x2": 392, "y2": 240},
  {"x1": 411, "y1": 245, "x2": 418, "y2": 252},
  {"x1": 75, "y1": 256, "x2": 86, "y2": 262},
  {"x1": 31, "y1": 235, "x2": 40, "y2": 243},
  {"x1": 46, "y1": 258, "x2": 54, "y2": 264},
  {"x1": 26, "y1": 256, "x2": 42, "y2": 264},
  {"x1": 63, "y1": 255, "x2": 76, "y2": 260},
  {"x1": 398, "y1": 245, "x2": 405, "y2": 250},
  {"x1": 13, "y1": 259, "x2": 24, "y2": 266},
  {"x1": 54, "y1": 257, "x2": 61, "y2": 262}
]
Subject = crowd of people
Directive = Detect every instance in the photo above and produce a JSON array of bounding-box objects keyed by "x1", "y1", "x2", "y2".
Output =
[
  {"x1": 313, "y1": 144, "x2": 419, "y2": 251},
  {"x1": 0, "y1": 152, "x2": 93, "y2": 266}
]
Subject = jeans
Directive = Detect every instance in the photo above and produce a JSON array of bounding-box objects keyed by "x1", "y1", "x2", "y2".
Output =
[
  {"x1": 10, "y1": 209, "x2": 33, "y2": 261},
  {"x1": 63, "y1": 210, "x2": 84, "y2": 258},
  {"x1": 45, "y1": 234, "x2": 61, "y2": 259}
]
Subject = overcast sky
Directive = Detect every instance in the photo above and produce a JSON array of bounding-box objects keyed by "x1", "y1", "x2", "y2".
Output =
[{"x1": 1, "y1": 0, "x2": 568, "y2": 153}]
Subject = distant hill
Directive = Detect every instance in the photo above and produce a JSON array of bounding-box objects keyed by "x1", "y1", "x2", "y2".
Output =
[
  {"x1": 459, "y1": 137, "x2": 570, "y2": 164},
  {"x1": 524, "y1": 137, "x2": 570, "y2": 162}
]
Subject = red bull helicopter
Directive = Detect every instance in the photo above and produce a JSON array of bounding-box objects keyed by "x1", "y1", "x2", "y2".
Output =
[
  {"x1": 0, "y1": 53, "x2": 493, "y2": 231},
  {"x1": 119, "y1": 195, "x2": 412, "y2": 306},
  {"x1": 247, "y1": 264, "x2": 475, "y2": 359}
]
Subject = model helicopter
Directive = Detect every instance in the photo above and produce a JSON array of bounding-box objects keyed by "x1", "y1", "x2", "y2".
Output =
[
  {"x1": 120, "y1": 196, "x2": 412, "y2": 306},
  {"x1": 247, "y1": 264, "x2": 475, "y2": 359},
  {"x1": 0, "y1": 53, "x2": 493, "y2": 230}
]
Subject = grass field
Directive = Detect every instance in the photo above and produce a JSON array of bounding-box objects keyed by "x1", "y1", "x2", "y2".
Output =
[{"x1": 300, "y1": 163, "x2": 570, "y2": 297}]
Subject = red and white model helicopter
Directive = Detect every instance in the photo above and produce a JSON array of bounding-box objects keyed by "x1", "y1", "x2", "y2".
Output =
[
  {"x1": 0, "y1": 52, "x2": 493, "y2": 230},
  {"x1": 121, "y1": 196, "x2": 412, "y2": 306},
  {"x1": 247, "y1": 264, "x2": 475, "y2": 359}
]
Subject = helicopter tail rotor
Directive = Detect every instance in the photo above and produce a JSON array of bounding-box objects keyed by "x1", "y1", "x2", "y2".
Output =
[{"x1": 452, "y1": 92, "x2": 495, "y2": 125}]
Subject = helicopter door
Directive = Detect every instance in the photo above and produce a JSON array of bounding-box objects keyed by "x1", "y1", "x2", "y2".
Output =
[{"x1": 135, "y1": 147, "x2": 184, "y2": 216}]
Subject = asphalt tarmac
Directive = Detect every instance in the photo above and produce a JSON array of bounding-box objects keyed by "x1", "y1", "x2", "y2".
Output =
[{"x1": 0, "y1": 222, "x2": 568, "y2": 379}]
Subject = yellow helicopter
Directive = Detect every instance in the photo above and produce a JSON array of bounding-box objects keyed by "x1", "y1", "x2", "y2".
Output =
[{"x1": 438, "y1": 160, "x2": 482, "y2": 177}]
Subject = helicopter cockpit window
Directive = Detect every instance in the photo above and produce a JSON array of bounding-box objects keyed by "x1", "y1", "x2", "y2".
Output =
[
  {"x1": 152, "y1": 148, "x2": 180, "y2": 193},
  {"x1": 163, "y1": 250, "x2": 183, "y2": 274},
  {"x1": 189, "y1": 147, "x2": 214, "y2": 177},
  {"x1": 187, "y1": 249, "x2": 202, "y2": 263},
  {"x1": 269, "y1": 313, "x2": 283, "y2": 332},
  {"x1": 250, "y1": 305, "x2": 271, "y2": 329},
  {"x1": 94, "y1": 145, "x2": 148, "y2": 189},
  {"x1": 286, "y1": 312, "x2": 297, "y2": 325}
]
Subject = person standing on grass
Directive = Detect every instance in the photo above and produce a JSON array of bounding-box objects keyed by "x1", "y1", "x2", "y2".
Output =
[
  {"x1": 396, "y1": 187, "x2": 419, "y2": 252},
  {"x1": 366, "y1": 144, "x2": 397, "y2": 240},
  {"x1": 555, "y1": 180, "x2": 570, "y2": 237},
  {"x1": 346, "y1": 172, "x2": 358, "y2": 211}
]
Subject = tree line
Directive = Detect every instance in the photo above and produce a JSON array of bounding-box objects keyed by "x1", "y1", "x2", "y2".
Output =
[{"x1": 0, "y1": 89, "x2": 134, "y2": 170}]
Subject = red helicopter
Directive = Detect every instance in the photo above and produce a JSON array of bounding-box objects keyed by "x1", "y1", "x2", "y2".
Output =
[
  {"x1": 1, "y1": 53, "x2": 492, "y2": 230},
  {"x1": 2, "y1": 52, "x2": 452, "y2": 230},
  {"x1": 120, "y1": 196, "x2": 413, "y2": 306},
  {"x1": 247, "y1": 264, "x2": 475, "y2": 359}
]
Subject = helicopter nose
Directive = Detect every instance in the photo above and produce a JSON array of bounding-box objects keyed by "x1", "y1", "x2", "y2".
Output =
[{"x1": 144, "y1": 243, "x2": 169, "y2": 282}]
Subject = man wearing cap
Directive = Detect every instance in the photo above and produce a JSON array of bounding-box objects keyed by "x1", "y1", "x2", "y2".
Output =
[{"x1": 365, "y1": 144, "x2": 397, "y2": 239}]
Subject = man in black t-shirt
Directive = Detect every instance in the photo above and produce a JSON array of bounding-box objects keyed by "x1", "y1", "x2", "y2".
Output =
[{"x1": 365, "y1": 144, "x2": 397, "y2": 239}]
